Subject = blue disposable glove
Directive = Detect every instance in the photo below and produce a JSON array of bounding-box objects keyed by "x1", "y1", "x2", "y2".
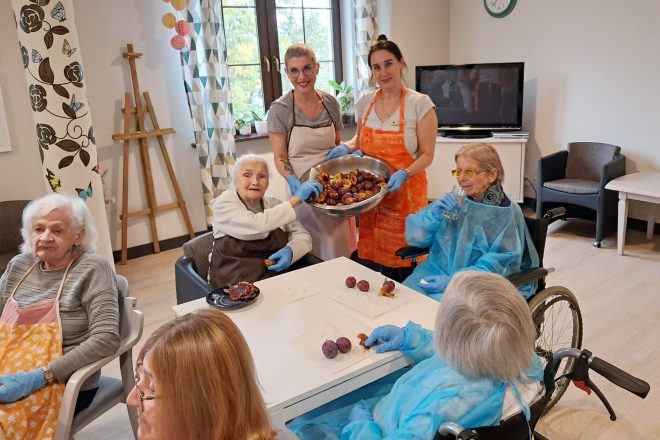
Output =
[
  {"x1": 325, "y1": 144, "x2": 352, "y2": 160},
  {"x1": 364, "y1": 324, "x2": 405, "y2": 353},
  {"x1": 286, "y1": 175, "x2": 301, "y2": 195},
  {"x1": 419, "y1": 275, "x2": 451, "y2": 294},
  {"x1": 430, "y1": 192, "x2": 458, "y2": 219},
  {"x1": 294, "y1": 180, "x2": 323, "y2": 202},
  {"x1": 387, "y1": 169, "x2": 409, "y2": 192},
  {"x1": 267, "y1": 246, "x2": 294, "y2": 272},
  {"x1": 348, "y1": 400, "x2": 374, "y2": 423},
  {"x1": 0, "y1": 369, "x2": 46, "y2": 403}
]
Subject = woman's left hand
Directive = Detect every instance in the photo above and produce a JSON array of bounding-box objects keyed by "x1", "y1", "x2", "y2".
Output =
[
  {"x1": 267, "y1": 246, "x2": 294, "y2": 272},
  {"x1": 348, "y1": 400, "x2": 374, "y2": 423},
  {"x1": 0, "y1": 369, "x2": 46, "y2": 403},
  {"x1": 387, "y1": 169, "x2": 409, "y2": 192},
  {"x1": 419, "y1": 275, "x2": 451, "y2": 294}
]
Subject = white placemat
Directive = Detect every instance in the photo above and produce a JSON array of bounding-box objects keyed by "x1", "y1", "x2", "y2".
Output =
[
  {"x1": 256, "y1": 273, "x2": 324, "y2": 309},
  {"x1": 288, "y1": 319, "x2": 375, "y2": 374},
  {"x1": 329, "y1": 279, "x2": 418, "y2": 318}
]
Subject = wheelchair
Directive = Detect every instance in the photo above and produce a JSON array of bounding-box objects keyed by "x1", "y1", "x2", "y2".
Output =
[
  {"x1": 396, "y1": 207, "x2": 583, "y2": 412},
  {"x1": 433, "y1": 348, "x2": 650, "y2": 439}
]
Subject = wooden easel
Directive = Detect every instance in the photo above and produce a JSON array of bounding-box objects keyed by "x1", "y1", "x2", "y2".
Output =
[{"x1": 112, "y1": 43, "x2": 194, "y2": 265}]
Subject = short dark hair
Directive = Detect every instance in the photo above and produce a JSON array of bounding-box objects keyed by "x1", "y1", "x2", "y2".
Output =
[{"x1": 368, "y1": 34, "x2": 404, "y2": 69}]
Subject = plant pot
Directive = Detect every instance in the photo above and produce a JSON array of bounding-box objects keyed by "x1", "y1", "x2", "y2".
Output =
[
  {"x1": 254, "y1": 120, "x2": 268, "y2": 135},
  {"x1": 239, "y1": 125, "x2": 252, "y2": 135}
]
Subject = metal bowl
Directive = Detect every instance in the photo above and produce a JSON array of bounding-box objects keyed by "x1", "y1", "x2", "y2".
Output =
[{"x1": 300, "y1": 155, "x2": 394, "y2": 217}]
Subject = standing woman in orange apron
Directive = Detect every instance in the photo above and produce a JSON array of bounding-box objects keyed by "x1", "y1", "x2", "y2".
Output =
[
  {"x1": 269, "y1": 44, "x2": 358, "y2": 261},
  {"x1": 351, "y1": 35, "x2": 438, "y2": 281}
]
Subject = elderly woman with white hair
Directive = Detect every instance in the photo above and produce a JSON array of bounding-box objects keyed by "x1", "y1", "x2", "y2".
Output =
[
  {"x1": 288, "y1": 271, "x2": 545, "y2": 439},
  {"x1": 0, "y1": 193, "x2": 119, "y2": 436},
  {"x1": 209, "y1": 154, "x2": 322, "y2": 288}
]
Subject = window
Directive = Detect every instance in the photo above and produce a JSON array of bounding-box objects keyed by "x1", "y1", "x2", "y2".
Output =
[{"x1": 221, "y1": 0, "x2": 342, "y2": 121}]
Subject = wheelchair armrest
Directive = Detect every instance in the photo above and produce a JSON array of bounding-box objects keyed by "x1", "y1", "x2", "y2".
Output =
[
  {"x1": 395, "y1": 246, "x2": 430, "y2": 260},
  {"x1": 175, "y1": 256, "x2": 214, "y2": 304},
  {"x1": 507, "y1": 267, "x2": 549, "y2": 286}
]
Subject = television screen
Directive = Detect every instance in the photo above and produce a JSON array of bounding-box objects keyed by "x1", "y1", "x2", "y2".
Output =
[{"x1": 416, "y1": 62, "x2": 524, "y2": 134}]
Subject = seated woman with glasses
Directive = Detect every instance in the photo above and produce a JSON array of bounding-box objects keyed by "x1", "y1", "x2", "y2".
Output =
[
  {"x1": 402, "y1": 143, "x2": 539, "y2": 300},
  {"x1": 126, "y1": 308, "x2": 297, "y2": 440}
]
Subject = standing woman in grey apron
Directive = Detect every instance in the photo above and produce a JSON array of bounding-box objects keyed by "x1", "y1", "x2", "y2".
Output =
[{"x1": 268, "y1": 44, "x2": 357, "y2": 261}]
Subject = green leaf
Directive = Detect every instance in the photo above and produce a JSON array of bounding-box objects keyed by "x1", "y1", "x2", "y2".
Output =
[{"x1": 328, "y1": 79, "x2": 341, "y2": 91}]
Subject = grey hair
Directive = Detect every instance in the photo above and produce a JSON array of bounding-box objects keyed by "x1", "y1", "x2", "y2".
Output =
[
  {"x1": 455, "y1": 143, "x2": 505, "y2": 184},
  {"x1": 435, "y1": 271, "x2": 535, "y2": 382},
  {"x1": 20, "y1": 193, "x2": 98, "y2": 255},
  {"x1": 284, "y1": 43, "x2": 317, "y2": 66},
  {"x1": 231, "y1": 154, "x2": 270, "y2": 187}
]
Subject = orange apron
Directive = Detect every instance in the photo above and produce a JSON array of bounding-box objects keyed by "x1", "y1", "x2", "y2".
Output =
[
  {"x1": 0, "y1": 261, "x2": 71, "y2": 440},
  {"x1": 287, "y1": 91, "x2": 357, "y2": 261},
  {"x1": 358, "y1": 89, "x2": 428, "y2": 267}
]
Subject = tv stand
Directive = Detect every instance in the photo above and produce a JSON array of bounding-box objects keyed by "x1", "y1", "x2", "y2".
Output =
[{"x1": 441, "y1": 130, "x2": 492, "y2": 139}]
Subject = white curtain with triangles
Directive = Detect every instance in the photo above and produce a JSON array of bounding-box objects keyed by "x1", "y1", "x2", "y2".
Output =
[
  {"x1": 353, "y1": 0, "x2": 378, "y2": 94},
  {"x1": 179, "y1": 0, "x2": 235, "y2": 226}
]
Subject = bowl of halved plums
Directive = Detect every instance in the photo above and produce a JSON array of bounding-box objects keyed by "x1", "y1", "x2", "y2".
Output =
[{"x1": 300, "y1": 155, "x2": 394, "y2": 217}]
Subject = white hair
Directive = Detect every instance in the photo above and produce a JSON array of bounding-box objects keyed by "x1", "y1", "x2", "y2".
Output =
[
  {"x1": 435, "y1": 271, "x2": 535, "y2": 382},
  {"x1": 20, "y1": 193, "x2": 98, "y2": 255},
  {"x1": 231, "y1": 154, "x2": 270, "y2": 188}
]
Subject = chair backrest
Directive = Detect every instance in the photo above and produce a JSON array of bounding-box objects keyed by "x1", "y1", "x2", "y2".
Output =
[
  {"x1": 565, "y1": 142, "x2": 621, "y2": 181},
  {"x1": 182, "y1": 231, "x2": 214, "y2": 280}
]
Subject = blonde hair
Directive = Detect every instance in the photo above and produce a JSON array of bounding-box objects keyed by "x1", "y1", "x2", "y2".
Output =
[
  {"x1": 20, "y1": 193, "x2": 97, "y2": 255},
  {"x1": 284, "y1": 43, "x2": 317, "y2": 66},
  {"x1": 455, "y1": 143, "x2": 505, "y2": 184},
  {"x1": 435, "y1": 271, "x2": 535, "y2": 382},
  {"x1": 139, "y1": 309, "x2": 275, "y2": 439}
]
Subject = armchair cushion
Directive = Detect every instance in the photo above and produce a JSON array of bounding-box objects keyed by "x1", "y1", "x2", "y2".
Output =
[{"x1": 543, "y1": 179, "x2": 600, "y2": 195}]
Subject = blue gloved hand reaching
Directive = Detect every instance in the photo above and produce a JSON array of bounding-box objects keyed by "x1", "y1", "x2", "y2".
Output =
[
  {"x1": 387, "y1": 169, "x2": 409, "y2": 192},
  {"x1": 0, "y1": 369, "x2": 46, "y2": 403},
  {"x1": 430, "y1": 192, "x2": 458, "y2": 220},
  {"x1": 364, "y1": 324, "x2": 405, "y2": 353},
  {"x1": 324, "y1": 144, "x2": 365, "y2": 161},
  {"x1": 419, "y1": 275, "x2": 451, "y2": 294},
  {"x1": 294, "y1": 180, "x2": 323, "y2": 202},
  {"x1": 286, "y1": 175, "x2": 301, "y2": 195},
  {"x1": 348, "y1": 399, "x2": 374, "y2": 423},
  {"x1": 267, "y1": 246, "x2": 294, "y2": 272}
]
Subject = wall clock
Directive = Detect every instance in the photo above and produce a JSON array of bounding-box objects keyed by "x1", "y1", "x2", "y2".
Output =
[{"x1": 484, "y1": 0, "x2": 517, "y2": 18}]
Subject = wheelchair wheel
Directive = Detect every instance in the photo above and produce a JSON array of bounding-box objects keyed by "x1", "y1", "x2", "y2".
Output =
[{"x1": 527, "y1": 286, "x2": 583, "y2": 412}]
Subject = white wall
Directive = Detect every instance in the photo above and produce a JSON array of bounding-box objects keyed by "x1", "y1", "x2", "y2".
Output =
[
  {"x1": 448, "y1": 1, "x2": 660, "y2": 221},
  {"x1": 0, "y1": 0, "x2": 208, "y2": 251}
]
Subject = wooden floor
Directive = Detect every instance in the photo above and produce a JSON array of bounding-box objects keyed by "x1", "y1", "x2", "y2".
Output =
[{"x1": 74, "y1": 220, "x2": 660, "y2": 439}]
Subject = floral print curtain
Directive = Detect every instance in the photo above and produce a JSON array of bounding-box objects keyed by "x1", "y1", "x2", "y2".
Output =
[
  {"x1": 179, "y1": 0, "x2": 236, "y2": 226},
  {"x1": 11, "y1": 0, "x2": 114, "y2": 263},
  {"x1": 353, "y1": 0, "x2": 378, "y2": 94}
]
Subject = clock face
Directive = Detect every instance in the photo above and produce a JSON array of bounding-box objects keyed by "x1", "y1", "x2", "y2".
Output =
[{"x1": 484, "y1": 0, "x2": 517, "y2": 18}]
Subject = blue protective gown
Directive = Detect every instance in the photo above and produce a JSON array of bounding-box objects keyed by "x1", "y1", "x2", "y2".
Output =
[
  {"x1": 403, "y1": 198, "x2": 539, "y2": 300},
  {"x1": 288, "y1": 322, "x2": 545, "y2": 440}
]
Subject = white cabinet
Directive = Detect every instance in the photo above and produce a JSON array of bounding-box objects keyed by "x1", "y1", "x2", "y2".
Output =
[{"x1": 427, "y1": 136, "x2": 527, "y2": 202}]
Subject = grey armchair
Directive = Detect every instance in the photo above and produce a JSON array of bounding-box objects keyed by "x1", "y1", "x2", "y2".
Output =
[
  {"x1": 536, "y1": 142, "x2": 626, "y2": 247},
  {"x1": 0, "y1": 200, "x2": 30, "y2": 274}
]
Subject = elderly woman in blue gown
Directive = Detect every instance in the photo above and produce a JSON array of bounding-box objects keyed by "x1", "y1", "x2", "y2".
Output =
[
  {"x1": 287, "y1": 271, "x2": 545, "y2": 439},
  {"x1": 403, "y1": 143, "x2": 538, "y2": 301}
]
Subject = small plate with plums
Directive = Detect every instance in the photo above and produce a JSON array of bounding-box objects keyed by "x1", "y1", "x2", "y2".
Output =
[{"x1": 206, "y1": 282, "x2": 260, "y2": 310}]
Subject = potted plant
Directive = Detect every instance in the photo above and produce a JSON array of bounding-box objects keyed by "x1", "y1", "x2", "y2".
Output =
[
  {"x1": 328, "y1": 80, "x2": 355, "y2": 125},
  {"x1": 250, "y1": 110, "x2": 269, "y2": 135},
  {"x1": 234, "y1": 117, "x2": 252, "y2": 135}
]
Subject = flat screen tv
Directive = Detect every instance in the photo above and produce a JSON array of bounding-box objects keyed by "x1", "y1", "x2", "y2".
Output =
[{"x1": 416, "y1": 62, "x2": 524, "y2": 138}]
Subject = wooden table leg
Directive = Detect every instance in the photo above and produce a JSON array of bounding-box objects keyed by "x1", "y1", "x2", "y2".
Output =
[
  {"x1": 647, "y1": 203, "x2": 657, "y2": 240},
  {"x1": 617, "y1": 192, "x2": 628, "y2": 256}
]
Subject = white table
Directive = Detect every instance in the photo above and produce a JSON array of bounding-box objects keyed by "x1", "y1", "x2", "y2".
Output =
[
  {"x1": 605, "y1": 171, "x2": 660, "y2": 255},
  {"x1": 172, "y1": 257, "x2": 439, "y2": 427}
]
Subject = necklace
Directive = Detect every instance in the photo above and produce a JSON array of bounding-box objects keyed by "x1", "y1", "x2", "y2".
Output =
[{"x1": 379, "y1": 91, "x2": 402, "y2": 120}]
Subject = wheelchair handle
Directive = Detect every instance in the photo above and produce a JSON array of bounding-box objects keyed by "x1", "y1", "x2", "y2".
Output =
[
  {"x1": 436, "y1": 422, "x2": 478, "y2": 440},
  {"x1": 553, "y1": 348, "x2": 650, "y2": 399}
]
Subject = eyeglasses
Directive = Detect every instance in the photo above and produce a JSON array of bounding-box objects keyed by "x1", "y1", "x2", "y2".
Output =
[
  {"x1": 286, "y1": 64, "x2": 315, "y2": 77},
  {"x1": 134, "y1": 363, "x2": 157, "y2": 409},
  {"x1": 450, "y1": 168, "x2": 486, "y2": 177}
]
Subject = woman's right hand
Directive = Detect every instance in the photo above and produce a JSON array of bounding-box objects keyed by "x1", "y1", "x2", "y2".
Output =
[
  {"x1": 364, "y1": 325, "x2": 405, "y2": 353},
  {"x1": 294, "y1": 180, "x2": 323, "y2": 202},
  {"x1": 430, "y1": 192, "x2": 457, "y2": 219}
]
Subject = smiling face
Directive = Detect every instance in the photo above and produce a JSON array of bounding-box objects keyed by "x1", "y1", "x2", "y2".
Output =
[
  {"x1": 285, "y1": 55, "x2": 319, "y2": 93},
  {"x1": 235, "y1": 160, "x2": 269, "y2": 207},
  {"x1": 32, "y1": 208, "x2": 84, "y2": 270},
  {"x1": 455, "y1": 155, "x2": 498, "y2": 200},
  {"x1": 369, "y1": 49, "x2": 404, "y2": 91}
]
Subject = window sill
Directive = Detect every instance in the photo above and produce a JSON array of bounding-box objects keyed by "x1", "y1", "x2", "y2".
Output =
[{"x1": 235, "y1": 132, "x2": 269, "y2": 143}]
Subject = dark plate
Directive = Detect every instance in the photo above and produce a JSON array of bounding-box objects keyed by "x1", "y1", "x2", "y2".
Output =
[{"x1": 206, "y1": 285, "x2": 260, "y2": 310}]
